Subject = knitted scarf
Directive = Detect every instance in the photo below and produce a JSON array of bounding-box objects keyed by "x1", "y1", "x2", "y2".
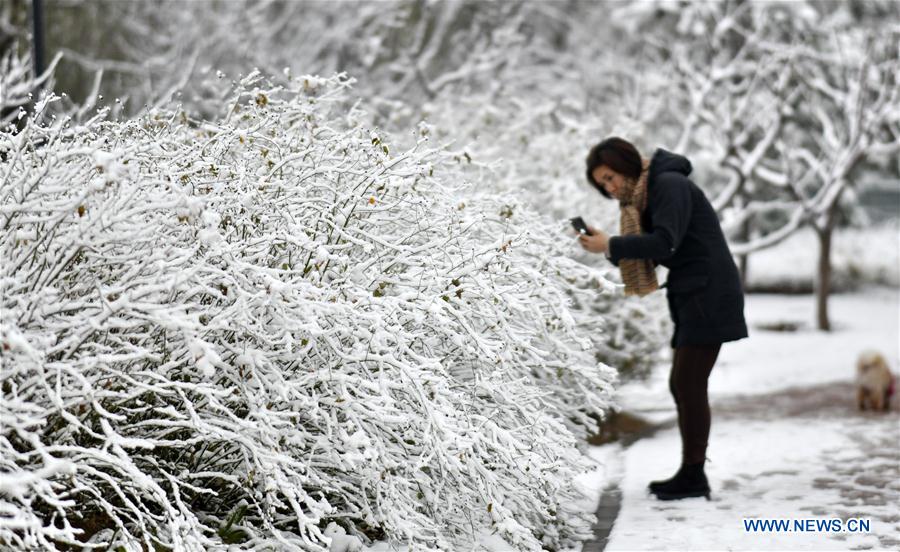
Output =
[{"x1": 618, "y1": 158, "x2": 659, "y2": 297}]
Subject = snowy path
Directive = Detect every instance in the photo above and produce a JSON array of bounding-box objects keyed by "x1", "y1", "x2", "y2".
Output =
[
  {"x1": 581, "y1": 287, "x2": 900, "y2": 551},
  {"x1": 605, "y1": 384, "x2": 899, "y2": 551}
]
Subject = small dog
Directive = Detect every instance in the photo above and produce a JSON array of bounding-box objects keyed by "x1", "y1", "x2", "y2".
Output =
[{"x1": 856, "y1": 351, "x2": 895, "y2": 412}]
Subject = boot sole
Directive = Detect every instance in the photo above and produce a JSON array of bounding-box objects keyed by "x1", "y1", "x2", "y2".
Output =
[{"x1": 653, "y1": 489, "x2": 711, "y2": 501}]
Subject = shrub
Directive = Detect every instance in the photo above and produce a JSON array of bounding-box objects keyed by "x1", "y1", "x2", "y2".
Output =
[{"x1": 1, "y1": 73, "x2": 615, "y2": 551}]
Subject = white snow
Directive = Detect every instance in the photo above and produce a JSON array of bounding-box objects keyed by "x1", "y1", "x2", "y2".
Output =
[
  {"x1": 2, "y1": 74, "x2": 616, "y2": 551},
  {"x1": 745, "y1": 223, "x2": 900, "y2": 290},
  {"x1": 619, "y1": 286, "x2": 899, "y2": 417},
  {"x1": 585, "y1": 285, "x2": 900, "y2": 551},
  {"x1": 573, "y1": 444, "x2": 626, "y2": 526},
  {"x1": 606, "y1": 419, "x2": 888, "y2": 551},
  {"x1": 325, "y1": 522, "x2": 363, "y2": 552}
]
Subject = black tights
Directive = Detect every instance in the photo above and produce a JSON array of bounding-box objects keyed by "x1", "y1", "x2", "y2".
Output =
[{"x1": 669, "y1": 344, "x2": 721, "y2": 465}]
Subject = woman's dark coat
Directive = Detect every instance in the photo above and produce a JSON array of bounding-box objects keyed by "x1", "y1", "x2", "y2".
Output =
[{"x1": 608, "y1": 148, "x2": 749, "y2": 348}]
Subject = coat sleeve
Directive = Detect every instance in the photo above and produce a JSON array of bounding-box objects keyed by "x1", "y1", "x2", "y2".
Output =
[{"x1": 608, "y1": 173, "x2": 693, "y2": 263}]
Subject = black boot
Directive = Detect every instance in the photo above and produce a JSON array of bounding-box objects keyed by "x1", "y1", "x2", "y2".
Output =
[
  {"x1": 648, "y1": 462, "x2": 710, "y2": 501},
  {"x1": 647, "y1": 466, "x2": 682, "y2": 494}
]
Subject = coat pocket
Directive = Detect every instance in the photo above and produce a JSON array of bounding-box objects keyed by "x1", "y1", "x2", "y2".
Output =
[
  {"x1": 666, "y1": 275, "x2": 710, "y2": 325},
  {"x1": 665, "y1": 274, "x2": 709, "y2": 295},
  {"x1": 668, "y1": 293, "x2": 709, "y2": 326}
]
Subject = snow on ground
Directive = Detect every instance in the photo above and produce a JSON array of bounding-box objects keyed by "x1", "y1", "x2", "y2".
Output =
[
  {"x1": 711, "y1": 286, "x2": 899, "y2": 397},
  {"x1": 573, "y1": 444, "x2": 626, "y2": 524},
  {"x1": 746, "y1": 223, "x2": 900, "y2": 291},
  {"x1": 618, "y1": 286, "x2": 900, "y2": 422},
  {"x1": 606, "y1": 414, "x2": 898, "y2": 551},
  {"x1": 589, "y1": 286, "x2": 900, "y2": 551},
  {"x1": 362, "y1": 287, "x2": 899, "y2": 551}
]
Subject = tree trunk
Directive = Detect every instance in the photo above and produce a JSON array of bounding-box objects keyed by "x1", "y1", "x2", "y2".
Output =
[
  {"x1": 737, "y1": 217, "x2": 750, "y2": 290},
  {"x1": 814, "y1": 222, "x2": 833, "y2": 331},
  {"x1": 739, "y1": 253, "x2": 748, "y2": 291},
  {"x1": 31, "y1": 1, "x2": 46, "y2": 81}
]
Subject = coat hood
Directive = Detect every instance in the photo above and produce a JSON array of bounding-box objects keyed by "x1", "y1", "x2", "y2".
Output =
[{"x1": 649, "y1": 148, "x2": 692, "y2": 180}]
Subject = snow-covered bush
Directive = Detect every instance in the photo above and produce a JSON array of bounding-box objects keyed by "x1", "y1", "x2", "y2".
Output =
[
  {"x1": 0, "y1": 43, "x2": 34, "y2": 126},
  {"x1": 0, "y1": 73, "x2": 616, "y2": 551},
  {"x1": 0, "y1": 42, "x2": 60, "y2": 128},
  {"x1": 41, "y1": 0, "x2": 674, "y2": 383},
  {"x1": 414, "y1": 79, "x2": 673, "y2": 383}
]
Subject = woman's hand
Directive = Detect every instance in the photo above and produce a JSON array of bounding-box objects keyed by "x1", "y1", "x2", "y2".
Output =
[{"x1": 578, "y1": 226, "x2": 610, "y2": 254}]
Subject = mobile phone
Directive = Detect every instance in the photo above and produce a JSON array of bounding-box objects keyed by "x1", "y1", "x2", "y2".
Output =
[{"x1": 570, "y1": 216, "x2": 592, "y2": 235}]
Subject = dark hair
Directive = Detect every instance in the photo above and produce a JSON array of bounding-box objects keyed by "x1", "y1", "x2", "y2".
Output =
[{"x1": 585, "y1": 137, "x2": 642, "y2": 198}]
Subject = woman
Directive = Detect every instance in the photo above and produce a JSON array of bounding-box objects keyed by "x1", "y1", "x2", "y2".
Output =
[{"x1": 579, "y1": 137, "x2": 748, "y2": 501}]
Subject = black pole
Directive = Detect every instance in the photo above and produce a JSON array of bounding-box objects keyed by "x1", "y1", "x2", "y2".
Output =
[{"x1": 31, "y1": 0, "x2": 45, "y2": 79}]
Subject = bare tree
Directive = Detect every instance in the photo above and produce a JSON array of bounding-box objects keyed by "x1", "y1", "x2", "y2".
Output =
[
  {"x1": 650, "y1": 1, "x2": 900, "y2": 329},
  {"x1": 776, "y1": 33, "x2": 900, "y2": 329},
  {"x1": 0, "y1": 0, "x2": 61, "y2": 128}
]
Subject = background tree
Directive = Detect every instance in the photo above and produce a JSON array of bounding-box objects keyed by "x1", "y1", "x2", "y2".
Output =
[
  {"x1": 618, "y1": 0, "x2": 900, "y2": 329},
  {"x1": 0, "y1": 0, "x2": 60, "y2": 129}
]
